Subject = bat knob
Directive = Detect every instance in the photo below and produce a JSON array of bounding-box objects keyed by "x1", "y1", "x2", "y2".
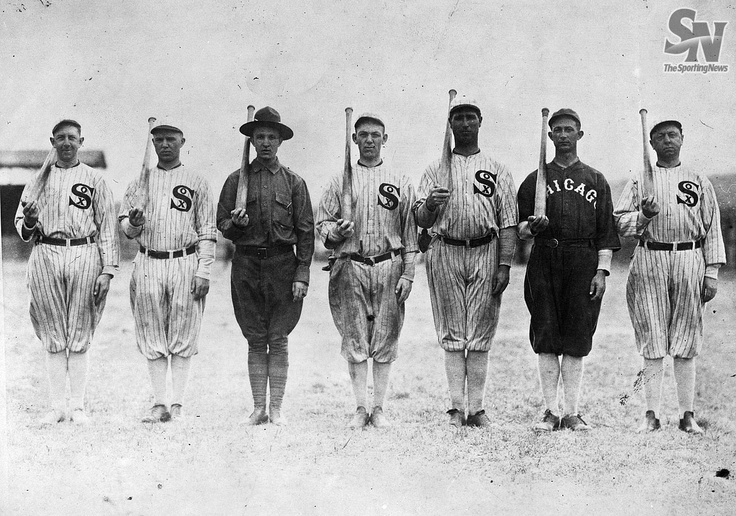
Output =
[
  {"x1": 542, "y1": 108, "x2": 549, "y2": 117},
  {"x1": 345, "y1": 107, "x2": 353, "y2": 114},
  {"x1": 639, "y1": 108, "x2": 648, "y2": 115},
  {"x1": 148, "y1": 117, "x2": 157, "y2": 124}
]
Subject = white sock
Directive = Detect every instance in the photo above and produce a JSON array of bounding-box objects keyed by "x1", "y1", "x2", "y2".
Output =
[
  {"x1": 372, "y1": 361, "x2": 392, "y2": 409},
  {"x1": 444, "y1": 351, "x2": 466, "y2": 411},
  {"x1": 561, "y1": 355, "x2": 584, "y2": 416},
  {"x1": 67, "y1": 351, "x2": 89, "y2": 411},
  {"x1": 45, "y1": 351, "x2": 68, "y2": 413},
  {"x1": 147, "y1": 357, "x2": 169, "y2": 406},
  {"x1": 537, "y1": 353, "x2": 560, "y2": 414},
  {"x1": 673, "y1": 357, "x2": 696, "y2": 415},
  {"x1": 348, "y1": 361, "x2": 368, "y2": 408},
  {"x1": 170, "y1": 355, "x2": 191, "y2": 406},
  {"x1": 642, "y1": 358, "x2": 664, "y2": 415},
  {"x1": 466, "y1": 351, "x2": 489, "y2": 414}
]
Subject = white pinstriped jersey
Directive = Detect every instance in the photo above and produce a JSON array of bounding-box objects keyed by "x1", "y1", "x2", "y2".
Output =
[
  {"x1": 417, "y1": 151, "x2": 518, "y2": 238},
  {"x1": 14, "y1": 162, "x2": 119, "y2": 275},
  {"x1": 316, "y1": 161, "x2": 419, "y2": 257},
  {"x1": 614, "y1": 165, "x2": 726, "y2": 266},
  {"x1": 119, "y1": 164, "x2": 217, "y2": 251}
]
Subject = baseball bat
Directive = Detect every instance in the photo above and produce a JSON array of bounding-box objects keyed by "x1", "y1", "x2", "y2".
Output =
[
  {"x1": 236, "y1": 105, "x2": 256, "y2": 210},
  {"x1": 639, "y1": 108, "x2": 654, "y2": 198},
  {"x1": 23, "y1": 147, "x2": 57, "y2": 204},
  {"x1": 534, "y1": 108, "x2": 550, "y2": 217},
  {"x1": 135, "y1": 117, "x2": 157, "y2": 210},
  {"x1": 442, "y1": 89, "x2": 457, "y2": 190},
  {"x1": 342, "y1": 107, "x2": 354, "y2": 221}
]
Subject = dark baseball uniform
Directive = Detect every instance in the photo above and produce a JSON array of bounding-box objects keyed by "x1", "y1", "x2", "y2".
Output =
[
  {"x1": 518, "y1": 160, "x2": 620, "y2": 357},
  {"x1": 217, "y1": 158, "x2": 314, "y2": 351}
]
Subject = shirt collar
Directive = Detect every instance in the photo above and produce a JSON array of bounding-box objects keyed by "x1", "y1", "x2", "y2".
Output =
[
  {"x1": 357, "y1": 159, "x2": 383, "y2": 168},
  {"x1": 251, "y1": 158, "x2": 281, "y2": 174}
]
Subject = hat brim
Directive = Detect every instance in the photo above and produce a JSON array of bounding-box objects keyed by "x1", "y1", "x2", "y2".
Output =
[
  {"x1": 649, "y1": 120, "x2": 682, "y2": 138},
  {"x1": 239, "y1": 120, "x2": 294, "y2": 140}
]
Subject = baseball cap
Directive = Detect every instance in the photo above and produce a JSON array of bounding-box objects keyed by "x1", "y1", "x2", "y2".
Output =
[
  {"x1": 649, "y1": 119, "x2": 682, "y2": 138},
  {"x1": 449, "y1": 95, "x2": 481, "y2": 117},
  {"x1": 548, "y1": 108, "x2": 581, "y2": 127},
  {"x1": 151, "y1": 120, "x2": 183, "y2": 135},
  {"x1": 354, "y1": 112, "x2": 385, "y2": 130}
]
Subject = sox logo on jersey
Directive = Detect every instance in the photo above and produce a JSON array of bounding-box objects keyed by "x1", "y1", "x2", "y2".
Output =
[
  {"x1": 69, "y1": 183, "x2": 94, "y2": 209},
  {"x1": 473, "y1": 170, "x2": 497, "y2": 197},
  {"x1": 171, "y1": 185, "x2": 195, "y2": 212},
  {"x1": 378, "y1": 183, "x2": 399, "y2": 210}
]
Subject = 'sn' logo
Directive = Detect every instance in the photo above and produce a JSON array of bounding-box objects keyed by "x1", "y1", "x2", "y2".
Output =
[
  {"x1": 676, "y1": 181, "x2": 699, "y2": 207},
  {"x1": 69, "y1": 183, "x2": 94, "y2": 209},
  {"x1": 473, "y1": 170, "x2": 497, "y2": 198},
  {"x1": 170, "y1": 185, "x2": 194, "y2": 212},
  {"x1": 664, "y1": 9, "x2": 727, "y2": 63},
  {"x1": 378, "y1": 183, "x2": 400, "y2": 210}
]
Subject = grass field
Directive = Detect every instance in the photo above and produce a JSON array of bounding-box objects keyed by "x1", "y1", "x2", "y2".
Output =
[{"x1": 3, "y1": 254, "x2": 736, "y2": 515}]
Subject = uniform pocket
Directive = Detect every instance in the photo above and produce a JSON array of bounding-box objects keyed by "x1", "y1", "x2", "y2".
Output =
[{"x1": 274, "y1": 192, "x2": 294, "y2": 229}]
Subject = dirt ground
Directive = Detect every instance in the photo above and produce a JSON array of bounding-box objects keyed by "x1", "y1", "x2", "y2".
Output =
[{"x1": 2, "y1": 255, "x2": 736, "y2": 515}]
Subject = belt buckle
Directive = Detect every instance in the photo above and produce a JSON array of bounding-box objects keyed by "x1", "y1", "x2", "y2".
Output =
[
  {"x1": 464, "y1": 239, "x2": 471, "y2": 248},
  {"x1": 64, "y1": 239, "x2": 72, "y2": 248},
  {"x1": 256, "y1": 247, "x2": 269, "y2": 259},
  {"x1": 549, "y1": 238, "x2": 559, "y2": 248}
]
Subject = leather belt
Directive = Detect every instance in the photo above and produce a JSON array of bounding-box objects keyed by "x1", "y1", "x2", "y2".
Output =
[
  {"x1": 236, "y1": 245, "x2": 293, "y2": 259},
  {"x1": 38, "y1": 235, "x2": 95, "y2": 247},
  {"x1": 535, "y1": 238, "x2": 593, "y2": 249},
  {"x1": 639, "y1": 240, "x2": 702, "y2": 251},
  {"x1": 349, "y1": 249, "x2": 400, "y2": 266},
  {"x1": 440, "y1": 234, "x2": 494, "y2": 248},
  {"x1": 140, "y1": 245, "x2": 197, "y2": 259}
]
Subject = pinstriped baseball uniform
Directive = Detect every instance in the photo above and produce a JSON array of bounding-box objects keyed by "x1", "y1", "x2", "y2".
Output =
[
  {"x1": 417, "y1": 151, "x2": 518, "y2": 352},
  {"x1": 119, "y1": 164, "x2": 217, "y2": 360},
  {"x1": 614, "y1": 165, "x2": 726, "y2": 359},
  {"x1": 316, "y1": 161, "x2": 419, "y2": 363},
  {"x1": 14, "y1": 162, "x2": 119, "y2": 353}
]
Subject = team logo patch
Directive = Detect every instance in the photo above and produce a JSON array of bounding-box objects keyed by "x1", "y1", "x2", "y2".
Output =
[
  {"x1": 473, "y1": 170, "x2": 497, "y2": 198},
  {"x1": 171, "y1": 185, "x2": 195, "y2": 212},
  {"x1": 378, "y1": 183, "x2": 400, "y2": 210},
  {"x1": 69, "y1": 183, "x2": 94, "y2": 209},
  {"x1": 676, "y1": 181, "x2": 699, "y2": 207}
]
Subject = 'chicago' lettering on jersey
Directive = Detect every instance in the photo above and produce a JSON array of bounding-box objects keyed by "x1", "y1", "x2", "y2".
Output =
[
  {"x1": 676, "y1": 181, "x2": 700, "y2": 207},
  {"x1": 171, "y1": 185, "x2": 195, "y2": 212},
  {"x1": 473, "y1": 170, "x2": 497, "y2": 197},
  {"x1": 69, "y1": 183, "x2": 94, "y2": 210},
  {"x1": 377, "y1": 183, "x2": 400, "y2": 210},
  {"x1": 546, "y1": 178, "x2": 597, "y2": 208}
]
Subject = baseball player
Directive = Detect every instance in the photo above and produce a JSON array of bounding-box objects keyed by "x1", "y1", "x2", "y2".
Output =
[
  {"x1": 316, "y1": 113, "x2": 418, "y2": 428},
  {"x1": 613, "y1": 119, "x2": 725, "y2": 434},
  {"x1": 414, "y1": 97, "x2": 518, "y2": 428},
  {"x1": 217, "y1": 107, "x2": 314, "y2": 427},
  {"x1": 15, "y1": 119, "x2": 119, "y2": 425},
  {"x1": 119, "y1": 122, "x2": 216, "y2": 423},
  {"x1": 518, "y1": 108, "x2": 620, "y2": 432}
]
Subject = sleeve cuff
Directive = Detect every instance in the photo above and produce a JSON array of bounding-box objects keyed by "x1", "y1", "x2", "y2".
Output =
[
  {"x1": 597, "y1": 249, "x2": 613, "y2": 273},
  {"x1": 705, "y1": 264, "x2": 721, "y2": 280},
  {"x1": 101, "y1": 265, "x2": 118, "y2": 277}
]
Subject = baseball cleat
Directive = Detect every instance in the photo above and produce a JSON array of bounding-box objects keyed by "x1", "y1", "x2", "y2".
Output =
[
  {"x1": 533, "y1": 409, "x2": 560, "y2": 432},
  {"x1": 637, "y1": 410, "x2": 661, "y2": 433},
  {"x1": 679, "y1": 411, "x2": 704, "y2": 435},
  {"x1": 466, "y1": 409, "x2": 492, "y2": 428},
  {"x1": 348, "y1": 406, "x2": 370, "y2": 429},
  {"x1": 269, "y1": 407, "x2": 287, "y2": 427},
  {"x1": 447, "y1": 408, "x2": 465, "y2": 428},
  {"x1": 369, "y1": 406, "x2": 392, "y2": 428},
  {"x1": 141, "y1": 404, "x2": 171, "y2": 423},
  {"x1": 40, "y1": 409, "x2": 66, "y2": 425},
  {"x1": 70, "y1": 408, "x2": 90, "y2": 425},
  {"x1": 169, "y1": 404, "x2": 184, "y2": 420},
  {"x1": 560, "y1": 414, "x2": 591, "y2": 431},
  {"x1": 245, "y1": 407, "x2": 269, "y2": 426}
]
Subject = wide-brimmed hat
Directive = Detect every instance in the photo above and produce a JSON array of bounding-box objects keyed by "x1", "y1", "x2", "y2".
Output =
[
  {"x1": 650, "y1": 119, "x2": 682, "y2": 138},
  {"x1": 548, "y1": 108, "x2": 581, "y2": 127},
  {"x1": 239, "y1": 106, "x2": 294, "y2": 140}
]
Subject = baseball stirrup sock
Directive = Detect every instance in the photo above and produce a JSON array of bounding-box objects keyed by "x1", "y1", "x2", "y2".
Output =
[
  {"x1": 561, "y1": 355, "x2": 584, "y2": 415},
  {"x1": 248, "y1": 353, "x2": 269, "y2": 408},
  {"x1": 349, "y1": 361, "x2": 369, "y2": 408},
  {"x1": 537, "y1": 353, "x2": 561, "y2": 413},
  {"x1": 67, "y1": 351, "x2": 90, "y2": 410},
  {"x1": 466, "y1": 351, "x2": 489, "y2": 414},
  {"x1": 642, "y1": 358, "x2": 665, "y2": 414},
  {"x1": 372, "y1": 362, "x2": 392, "y2": 408},
  {"x1": 444, "y1": 351, "x2": 467, "y2": 410},
  {"x1": 45, "y1": 351, "x2": 68, "y2": 412},
  {"x1": 268, "y1": 353, "x2": 289, "y2": 410}
]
